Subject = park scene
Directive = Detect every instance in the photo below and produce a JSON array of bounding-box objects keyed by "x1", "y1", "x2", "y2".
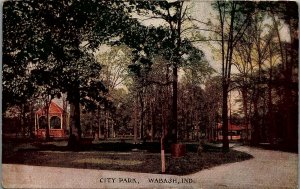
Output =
[{"x1": 2, "y1": 1, "x2": 298, "y2": 188}]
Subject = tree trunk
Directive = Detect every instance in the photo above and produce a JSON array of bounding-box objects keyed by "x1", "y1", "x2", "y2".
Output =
[
  {"x1": 139, "y1": 91, "x2": 145, "y2": 140},
  {"x1": 268, "y1": 45, "x2": 275, "y2": 144},
  {"x1": 69, "y1": 87, "x2": 81, "y2": 141},
  {"x1": 97, "y1": 106, "x2": 101, "y2": 140},
  {"x1": 241, "y1": 88, "x2": 249, "y2": 142},
  {"x1": 222, "y1": 82, "x2": 229, "y2": 152},
  {"x1": 29, "y1": 102, "x2": 35, "y2": 138},
  {"x1": 62, "y1": 94, "x2": 68, "y2": 132},
  {"x1": 171, "y1": 65, "x2": 178, "y2": 143},
  {"x1": 45, "y1": 102, "x2": 50, "y2": 140},
  {"x1": 251, "y1": 95, "x2": 260, "y2": 146},
  {"x1": 134, "y1": 97, "x2": 138, "y2": 144},
  {"x1": 69, "y1": 103, "x2": 74, "y2": 135},
  {"x1": 68, "y1": 101, "x2": 80, "y2": 148},
  {"x1": 150, "y1": 99, "x2": 154, "y2": 142},
  {"x1": 74, "y1": 100, "x2": 81, "y2": 140},
  {"x1": 105, "y1": 110, "x2": 109, "y2": 139},
  {"x1": 20, "y1": 104, "x2": 26, "y2": 138}
]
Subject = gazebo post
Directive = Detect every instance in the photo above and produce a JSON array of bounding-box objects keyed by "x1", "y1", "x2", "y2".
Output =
[
  {"x1": 34, "y1": 114, "x2": 37, "y2": 135},
  {"x1": 48, "y1": 115, "x2": 51, "y2": 136},
  {"x1": 60, "y1": 114, "x2": 63, "y2": 129}
]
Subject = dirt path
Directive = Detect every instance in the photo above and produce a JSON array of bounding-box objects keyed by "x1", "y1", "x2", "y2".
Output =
[
  {"x1": 2, "y1": 146, "x2": 298, "y2": 189},
  {"x1": 190, "y1": 146, "x2": 298, "y2": 189}
]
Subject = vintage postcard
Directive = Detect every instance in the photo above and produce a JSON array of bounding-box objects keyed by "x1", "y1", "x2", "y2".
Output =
[{"x1": 2, "y1": 1, "x2": 298, "y2": 188}]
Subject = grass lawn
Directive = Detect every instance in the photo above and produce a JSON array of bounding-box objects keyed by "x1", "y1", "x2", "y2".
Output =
[{"x1": 3, "y1": 139, "x2": 253, "y2": 175}]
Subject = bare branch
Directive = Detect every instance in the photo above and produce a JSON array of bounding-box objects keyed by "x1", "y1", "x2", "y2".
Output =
[
  {"x1": 140, "y1": 16, "x2": 164, "y2": 22},
  {"x1": 189, "y1": 39, "x2": 223, "y2": 43},
  {"x1": 186, "y1": 16, "x2": 211, "y2": 26},
  {"x1": 181, "y1": 4, "x2": 188, "y2": 20}
]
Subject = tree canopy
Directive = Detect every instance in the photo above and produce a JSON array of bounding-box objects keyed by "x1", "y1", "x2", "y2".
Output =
[{"x1": 3, "y1": 1, "x2": 298, "y2": 151}]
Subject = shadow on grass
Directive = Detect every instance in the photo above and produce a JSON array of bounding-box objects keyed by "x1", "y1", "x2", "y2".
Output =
[
  {"x1": 9, "y1": 141, "x2": 199, "y2": 153},
  {"x1": 3, "y1": 139, "x2": 253, "y2": 175}
]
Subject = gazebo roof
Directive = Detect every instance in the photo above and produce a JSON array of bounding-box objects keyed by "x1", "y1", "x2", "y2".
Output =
[{"x1": 36, "y1": 101, "x2": 63, "y2": 115}]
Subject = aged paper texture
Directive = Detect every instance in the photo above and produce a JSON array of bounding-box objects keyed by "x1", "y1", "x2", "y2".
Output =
[{"x1": 2, "y1": 1, "x2": 298, "y2": 188}]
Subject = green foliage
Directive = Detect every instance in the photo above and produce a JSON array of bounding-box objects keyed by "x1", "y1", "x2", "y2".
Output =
[
  {"x1": 124, "y1": 1, "x2": 209, "y2": 80},
  {"x1": 3, "y1": 0, "x2": 133, "y2": 111}
]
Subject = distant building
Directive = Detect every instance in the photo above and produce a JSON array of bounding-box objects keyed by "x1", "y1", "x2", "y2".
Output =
[
  {"x1": 216, "y1": 123, "x2": 247, "y2": 141},
  {"x1": 35, "y1": 101, "x2": 69, "y2": 138}
]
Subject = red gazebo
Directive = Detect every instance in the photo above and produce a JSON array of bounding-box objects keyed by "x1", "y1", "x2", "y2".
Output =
[{"x1": 35, "y1": 101, "x2": 68, "y2": 138}]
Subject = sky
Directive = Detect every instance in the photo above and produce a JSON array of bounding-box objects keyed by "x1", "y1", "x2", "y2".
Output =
[{"x1": 190, "y1": 1, "x2": 219, "y2": 71}]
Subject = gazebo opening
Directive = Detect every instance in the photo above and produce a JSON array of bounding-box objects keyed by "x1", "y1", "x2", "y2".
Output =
[
  {"x1": 50, "y1": 116, "x2": 61, "y2": 129},
  {"x1": 38, "y1": 116, "x2": 47, "y2": 129}
]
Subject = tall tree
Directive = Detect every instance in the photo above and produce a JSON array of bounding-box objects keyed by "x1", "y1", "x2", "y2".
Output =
[
  {"x1": 128, "y1": 0, "x2": 206, "y2": 144},
  {"x1": 212, "y1": 1, "x2": 254, "y2": 151},
  {"x1": 259, "y1": 1, "x2": 298, "y2": 149},
  {"x1": 275, "y1": 2, "x2": 298, "y2": 150},
  {"x1": 96, "y1": 45, "x2": 132, "y2": 138}
]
